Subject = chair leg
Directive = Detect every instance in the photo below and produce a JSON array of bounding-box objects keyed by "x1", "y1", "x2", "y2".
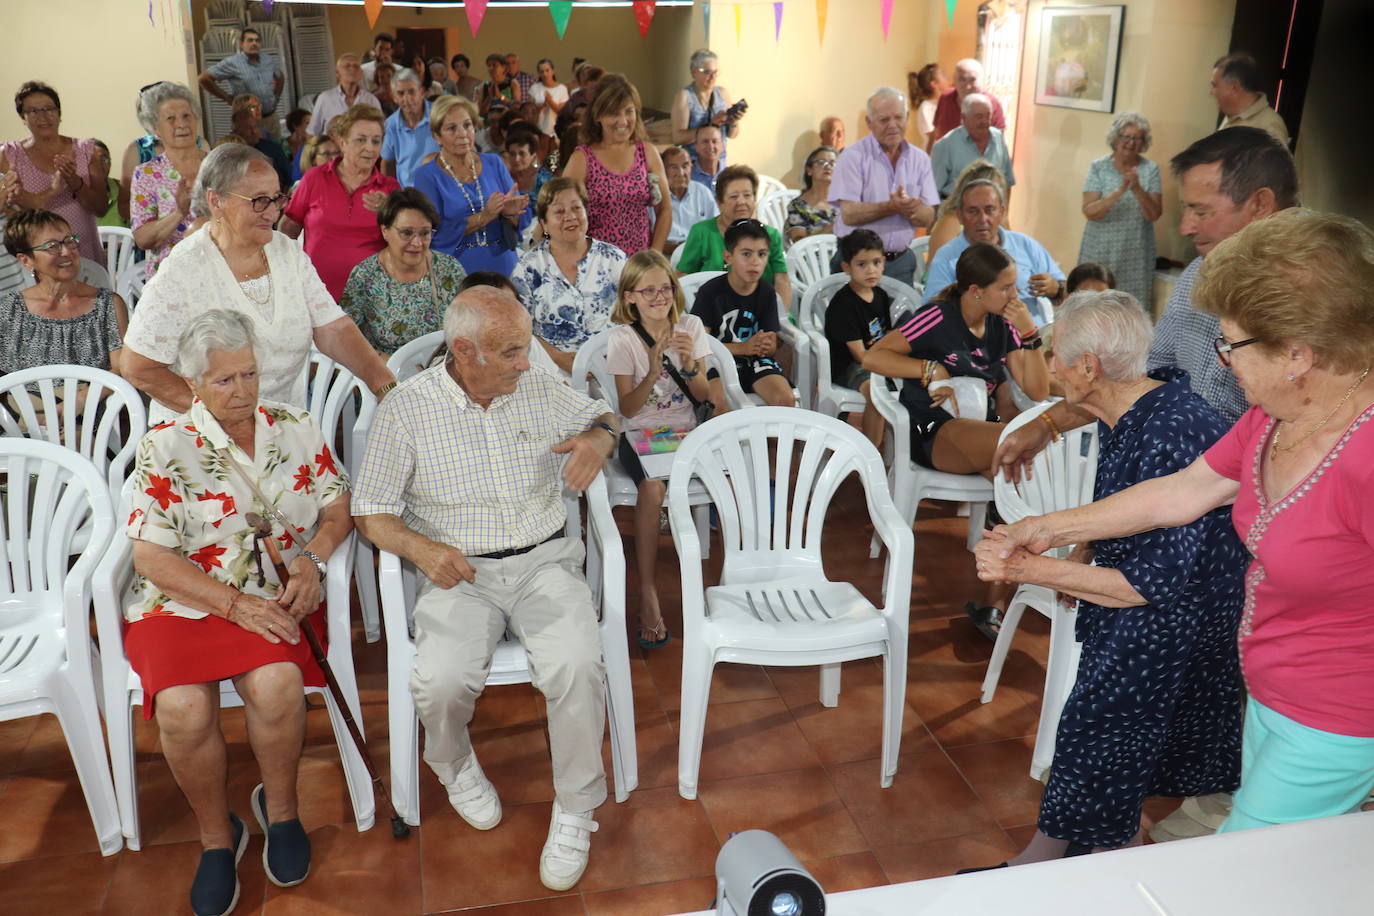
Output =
[
  {"x1": 1031, "y1": 612, "x2": 1083, "y2": 780},
  {"x1": 819, "y1": 663, "x2": 841, "y2": 708},
  {"x1": 880, "y1": 630, "x2": 908, "y2": 788},
  {"x1": 980, "y1": 595, "x2": 1028, "y2": 704},
  {"x1": 106, "y1": 687, "x2": 141, "y2": 850},
  {"x1": 677, "y1": 646, "x2": 716, "y2": 800},
  {"x1": 389, "y1": 676, "x2": 422, "y2": 826},
  {"x1": 965, "y1": 502, "x2": 988, "y2": 553},
  {"x1": 316, "y1": 687, "x2": 377, "y2": 831},
  {"x1": 694, "y1": 503, "x2": 711, "y2": 560},
  {"x1": 354, "y1": 537, "x2": 381, "y2": 643},
  {"x1": 51, "y1": 676, "x2": 124, "y2": 856},
  {"x1": 600, "y1": 640, "x2": 639, "y2": 802}
]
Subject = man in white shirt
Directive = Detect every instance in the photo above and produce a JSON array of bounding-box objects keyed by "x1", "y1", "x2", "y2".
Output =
[
  {"x1": 661, "y1": 146, "x2": 717, "y2": 253},
  {"x1": 307, "y1": 55, "x2": 382, "y2": 137},
  {"x1": 359, "y1": 33, "x2": 394, "y2": 91}
]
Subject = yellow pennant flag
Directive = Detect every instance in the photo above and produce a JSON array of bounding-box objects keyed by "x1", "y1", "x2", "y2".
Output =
[
  {"x1": 734, "y1": 4, "x2": 742, "y2": 42},
  {"x1": 816, "y1": 0, "x2": 828, "y2": 45}
]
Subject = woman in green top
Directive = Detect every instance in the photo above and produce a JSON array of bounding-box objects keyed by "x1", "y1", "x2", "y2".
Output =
[
  {"x1": 339, "y1": 188, "x2": 466, "y2": 354},
  {"x1": 674, "y1": 163, "x2": 791, "y2": 307}
]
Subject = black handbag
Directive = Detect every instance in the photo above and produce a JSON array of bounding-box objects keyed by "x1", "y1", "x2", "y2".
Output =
[{"x1": 631, "y1": 321, "x2": 714, "y2": 426}]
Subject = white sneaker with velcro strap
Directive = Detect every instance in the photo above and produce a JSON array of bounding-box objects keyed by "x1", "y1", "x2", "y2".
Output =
[
  {"x1": 539, "y1": 799, "x2": 598, "y2": 891},
  {"x1": 445, "y1": 753, "x2": 502, "y2": 830}
]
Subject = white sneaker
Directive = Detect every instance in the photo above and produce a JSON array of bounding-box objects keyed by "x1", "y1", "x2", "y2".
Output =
[
  {"x1": 444, "y1": 754, "x2": 502, "y2": 830},
  {"x1": 539, "y1": 800, "x2": 598, "y2": 891}
]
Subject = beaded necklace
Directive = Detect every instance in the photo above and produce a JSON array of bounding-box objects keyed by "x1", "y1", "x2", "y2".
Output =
[{"x1": 439, "y1": 152, "x2": 489, "y2": 250}]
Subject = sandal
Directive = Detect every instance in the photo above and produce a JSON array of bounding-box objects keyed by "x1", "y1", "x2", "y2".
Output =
[
  {"x1": 637, "y1": 617, "x2": 670, "y2": 650},
  {"x1": 964, "y1": 601, "x2": 1003, "y2": 642}
]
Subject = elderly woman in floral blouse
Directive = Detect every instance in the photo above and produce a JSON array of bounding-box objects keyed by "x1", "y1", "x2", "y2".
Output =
[
  {"x1": 339, "y1": 188, "x2": 466, "y2": 354},
  {"x1": 131, "y1": 82, "x2": 206, "y2": 279},
  {"x1": 124, "y1": 309, "x2": 352, "y2": 916}
]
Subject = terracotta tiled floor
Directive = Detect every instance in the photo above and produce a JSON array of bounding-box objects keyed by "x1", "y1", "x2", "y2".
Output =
[{"x1": 0, "y1": 487, "x2": 1183, "y2": 914}]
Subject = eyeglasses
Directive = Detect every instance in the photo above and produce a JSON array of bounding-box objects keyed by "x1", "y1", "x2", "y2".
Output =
[
  {"x1": 23, "y1": 234, "x2": 81, "y2": 254},
  {"x1": 1213, "y1": 334, "x2": 1260, "y2": 367},
  {"x1": 811, "y1": 159, "x2": 836, "y2": 170},
  {"x1": 22, "y1": 106, "x2": 59, "y2": 118},
  {"x1": 226, "y1": 191, "x2": 291, "y2": 213},
  {"x1": 632, "y1": 285, "x2": 675, "y2": 301},
  {"x1": 694, "y1": 68, "x2": 719, "y2": 77},
  {"x1": 391, "y1": 228, "x2": 434, "y2": 242}
]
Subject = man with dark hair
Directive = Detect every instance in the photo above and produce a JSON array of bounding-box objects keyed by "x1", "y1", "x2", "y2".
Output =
[
  {"x1": 450, "y1": 54, "x2": 481, "y2": 101},
  {"x1": 1210, "y1": 53, "x2": 1289, "y2": 144},
  {"x1": 198, "y1": 27, "x2": 284, "y2": 136},
  {"x1": 361, "y1": 33, "x2": 395, "y2": 91}
]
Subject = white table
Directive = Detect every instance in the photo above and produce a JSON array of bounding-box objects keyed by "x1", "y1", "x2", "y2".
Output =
[{"x1": 676, "y1": 811, "x2": 1374, "y2": 915}]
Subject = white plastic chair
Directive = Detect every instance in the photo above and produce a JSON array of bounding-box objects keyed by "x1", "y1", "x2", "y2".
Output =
[
  {"x1": 93, "y1": 483, "x2": 376, "y2": 849},
  {"x1": 867, "y1": 372, "x2": 994, "y2": 558},
  {"x1": 378, "y1": 474, "x2": 636, "y2": 825},
  {"x1": 0, "y1": 440, "x2": 123, "y2": 855},
  {"x1": 98, "y1": 226, "x2": 138, "y2": 288},
  {"x1": 785, "y1": 234, "x2": 839, "y2": 306},
  {"x1": 758, "y1": 189, "x2": 799, "y2": 237},
  {"x1": 669, "y1": 243, "x2": 685, "y2": 270},
  {"x1": 755, "y1": 173, "x2": 787, "y2": 202},
  {"x1": 669, "y1": 408, "x2": 914, "y2": 798},
  {"x1": 799, "y1": 274, "x2": 923, "y2": 419},
  {"x1": 983, "y1": 404, "x2": 1099, "y2": 780},
  {"x1": 387, "y1": 331, "x2": 446, "y2": 382}
]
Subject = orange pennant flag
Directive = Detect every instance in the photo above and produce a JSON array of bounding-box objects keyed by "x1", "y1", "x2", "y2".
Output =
[
  {"x1": 816, "y1": 0, "x2": 828, "y2": 44},
  {"x1": 364, "y1": 0, "x2": 383, "y2": 29}
]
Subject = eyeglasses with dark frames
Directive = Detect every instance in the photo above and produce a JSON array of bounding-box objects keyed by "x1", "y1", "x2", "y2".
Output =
[
  {"x1": 631, "y1": 284, "x2": 675, "y2": 301},
  {"x1": 225, "y1": 191, "x2": 291, "y2": 213},
  {"x1": 1212, "y1": 334, "x2": 1260, "y2": 367}
]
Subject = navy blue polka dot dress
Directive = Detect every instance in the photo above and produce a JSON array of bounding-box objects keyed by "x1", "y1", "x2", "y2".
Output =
[{"x1": 1038, "y1": 368, "x2": 1247, "y2": 848}]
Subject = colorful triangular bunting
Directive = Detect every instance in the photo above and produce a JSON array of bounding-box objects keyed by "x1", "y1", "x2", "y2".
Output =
[
  {"x1": 881, "y1": 0, "x2": 894, "y2": 39},
  {"x1": 774, "y1": 2, "x2": 783, "y2": 42},
  {"x1": 816, "y1": 0, "x2": 828, "y2": 45},
  {"x1": 465, "y1": 0, "x2": 488, "y2": 36},
  {"x1": 632, "y1": 1, "x2": 656, "y2": 38},
  {"x1": 549, "y1": 0, "x2": 572, "y2": 38}
]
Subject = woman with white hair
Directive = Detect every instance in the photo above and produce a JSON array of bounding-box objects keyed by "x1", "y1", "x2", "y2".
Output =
[
  {"x1": 963, "y1": 290, "x2": 1247, "y2": 869},
  {"x1": 130, "y1": 82, "x2": 206, "y2": 278},
  {"x1": 669, "y1": 49, "x2": 743, "y2": 165},
  {"x1": 122, "y1": 143, "x2": 395, "y2": 424},
  {"x1": 1078, "y1": 111, "x2": 1162, "y2": 307},
  {"x1": 125, "y1": 309, "x2": 352, "y2": 915}
]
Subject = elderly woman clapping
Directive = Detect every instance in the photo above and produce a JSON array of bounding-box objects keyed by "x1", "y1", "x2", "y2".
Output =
[
  {"x1": 130, "y1": 82, "x2": 206, "y2": 279},
  {"x1": 122, "y1": 143, "x2": 395, "y2": 424},
  {"x1": 1078, "y1": 112, "x2": 1163, "y2": 308},
  {"x1": 124, "y1": 310, "x2": 352, "y2": 915},
  {"x1": 960, "y1": 290, "x2": 1248, "y2": 871}
]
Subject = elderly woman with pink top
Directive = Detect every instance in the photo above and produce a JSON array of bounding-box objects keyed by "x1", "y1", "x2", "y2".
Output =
[{"x1": 982, "y1": 209, "x2": 1374, "y2": 836}]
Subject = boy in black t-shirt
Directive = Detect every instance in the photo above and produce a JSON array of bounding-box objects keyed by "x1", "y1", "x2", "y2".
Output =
[
  {"x1": 825, "y1": 229, "x2": 892, "y2": 445},
  {"x1": 689, "y1": 218, "x2": 794, "y2": 408}
]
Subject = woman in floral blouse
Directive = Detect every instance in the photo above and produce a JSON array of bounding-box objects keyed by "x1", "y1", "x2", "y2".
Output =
[
  {"x1": 339, "y1": 188, "x2": 466, "y2": 354},
  {"x1": 124, "y1": 310, "x2": 352, "y2": 915},
  {"x1": 784, "y1": 145, "x2": 837, "y2": 243},
  {"x1": 130, "y1": 82, "x2": 206, "y2": 279}
]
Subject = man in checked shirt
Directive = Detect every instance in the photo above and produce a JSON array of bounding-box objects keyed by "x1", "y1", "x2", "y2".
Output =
[{"x1": 353, "y1": 287, "x2": 619, "y2": 891}]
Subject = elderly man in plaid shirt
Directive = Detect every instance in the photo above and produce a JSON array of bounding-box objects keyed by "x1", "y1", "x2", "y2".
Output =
[{"x1": 353, "y1": 287, "x2": 619, "y2": 891}]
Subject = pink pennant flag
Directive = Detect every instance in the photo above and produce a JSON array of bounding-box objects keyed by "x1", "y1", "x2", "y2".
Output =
[
  {"x1": 881, "y1": 0, "x2": 894, "y2": 40},
  {"x1": 774, "y1": 2, "x2": 783, "y2": 42},
  {"x1": 632, "y1": 1, "x2": 656, "y2": 38},
  {"x1": 465, "y1": 0, "x2": 488, "y2": 36}
]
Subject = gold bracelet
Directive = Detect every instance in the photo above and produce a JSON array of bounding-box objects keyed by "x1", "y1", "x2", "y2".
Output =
[
  {"x1": 373, "y1": 381, "x2": 397, "y2": 400},
  {"x1": 1040, "y1": 412, "x2": 1062, "y2": 443}
]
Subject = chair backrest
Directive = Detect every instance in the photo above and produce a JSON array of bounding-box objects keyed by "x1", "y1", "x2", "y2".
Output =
[
  {"x1": 304, "y1": 349, "x2": 369, "y2": 473},
  {"x1": 755, "y1": 174, "x2": 787, "y2": 201},
  {"x1": 785, "y1": 234, "x2": 839, "y2": 301},
  {"x1": 800, "y1": 273, "x2": 925, "y2": 388},
  {"x1": 387, "y1": 331, "x2": 446, "y2": 382},
  {"x1": 667, "y1": 407, "x2": 890, "y2": 581},
  {"x1": 879, "y1": 275, "x2": 925, "y2": 323},
  {"x1": 908, "y1": 235, "x2": 931, "y2": 261},
  {"x1": 669, "y1": 243, "x2": 685, "y2": 270},
  {"x1": 0, "y1": 365, "x2": 148, "y2": 495},
  {"x1": 98, "y1": 227, "x2": 138, "y2": 286},
  {"x1": 570, "y1": 327, "x2": 753, "y2": 413},
  {"x1": 0, "y1": 439, "x2": 115, "y2": 634},
  {"x1": 677, "y1": 270, "x2": 724, "y2": 307},
  {"x1": 758, "y1": 189, "x2": 799, "y2": 236},
  {"x1": 994, "y1": 404, "x2": 1099, "y2": 527}
]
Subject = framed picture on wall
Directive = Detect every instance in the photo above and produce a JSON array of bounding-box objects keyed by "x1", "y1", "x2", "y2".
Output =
[{"x1": 1034, "y1": 5, "x2": 1125, "y2": 113}]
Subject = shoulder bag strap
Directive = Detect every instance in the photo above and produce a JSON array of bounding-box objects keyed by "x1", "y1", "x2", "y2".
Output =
[{"x1": 631, "y1": 321, "x2": 706, "y2": 409}]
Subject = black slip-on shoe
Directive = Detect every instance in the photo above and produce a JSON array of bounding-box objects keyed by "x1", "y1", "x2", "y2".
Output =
[
  {"x1": 251, "y1": 783, "x2": 311, "y2": 887},
  {"x1": 190, "y1": 812, "x2": 248, "y2": 916}
]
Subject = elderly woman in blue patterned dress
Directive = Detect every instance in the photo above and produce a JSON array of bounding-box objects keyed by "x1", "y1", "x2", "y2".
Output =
[
  {"x1": 964, "y1": 290, "x2": 1247, "y2": 869},
  {"x1": 511, "y1": 176, "x2": 626, "y2": 377},
  {"x1": 1079, "y1": 112, "x2": 1163, "y2": 309},
  {"x1": 340, "y1": 188, "x2": 467, "y2": 354}
]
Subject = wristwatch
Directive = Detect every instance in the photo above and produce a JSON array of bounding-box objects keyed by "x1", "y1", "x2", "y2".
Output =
[
  {"x1": 590, "y1": 420, "x2": 618, "y2": 439},
  {"x1": 301, "y1": 549, "x2": 327, "y2": 579}
]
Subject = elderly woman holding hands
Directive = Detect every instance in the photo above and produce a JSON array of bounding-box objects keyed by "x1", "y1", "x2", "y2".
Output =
[
  {"x1": 412, "y1": 95, "x2": 529, "y2": 275},
  {"x1": 281, "y1": 104, "x2": 399, "y2": 301},
  {"x1": 122, "y1": 144, "x2": 395, "y2": 424},
  {"x1": 124, "y1": 310, "x2": 351, "y2": 915},
  {"x1": 981, "y1": 209, "x2": 1374, "y2": 838},
  {"x1": 1079, "y1": 112, "x2": 1162, "y2": 308},
  {"x1": 962, "y1": 291, "x2": 1246, "y2": 870},
  {"x1": 131, "y1": 83, "x2": 207, "y2": 279},
  {"x1": 1, "y1": 81, "x2": 107, "y2": 264},
  {"x1": 511, "y1": 177, "x2": 626, "y2": 376},
  {"x1": 340, "y1": 187, "x2": 467, "y2": 354}
]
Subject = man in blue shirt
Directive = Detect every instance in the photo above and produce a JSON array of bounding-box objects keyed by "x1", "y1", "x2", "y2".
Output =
[
  {"x1": 930, "y1": 93, "x2": 1015, "y2": 200},
  {"x1": 662, "y1": 146, "x2": 717, "y2": 252},
  {"x1": 199, "y1": 28, "x2": 284, "y2": 136},
  {"x1": 690, "y1": 125, "x2": 725, "y2": 190},
  {"x1": 924, "y1": 179, "x2": 1063, "y2": 321},
  {"x1": 381, "y1": 69, "x2": 439, "y2": 187}
]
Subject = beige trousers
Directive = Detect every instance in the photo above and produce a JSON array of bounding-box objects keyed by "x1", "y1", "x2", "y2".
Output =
[{"x1": 410, "y1": 537, "x2": 608, "y2": 812}]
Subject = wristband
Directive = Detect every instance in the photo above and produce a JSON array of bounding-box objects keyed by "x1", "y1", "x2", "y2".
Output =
[
  {"x1": 590, "y1": 420, "x2": 617, "y2": 439},
  {"x1": 225, "y1": 590, "x2": 243, "y2": 621},
  {"x1": 1040, "y1": 412, "x2": 1062, "y2": 443},
  {"x1": 373, "y1": 381, "x2": 396, "y2": 400}
]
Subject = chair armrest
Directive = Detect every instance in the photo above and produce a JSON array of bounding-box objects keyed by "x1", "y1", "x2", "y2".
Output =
[
  {"x1": 324, "y1": 531, "x2": 356, "y2": 652},
  {"x1": 583, "y1": 475, "x2": 627, "y2": 633},
  {"x1": 92, "y1": 529, "x2": 136, "y2": 673},
  {"x1": 866, "y1": 487, "x2": 916, "y2": 615},
  {"x1": 868, "y1": 372, "x2": 911, "y2": 469}
]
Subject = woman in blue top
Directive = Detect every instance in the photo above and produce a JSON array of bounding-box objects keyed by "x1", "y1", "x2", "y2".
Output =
[
  {"x1": 670, "y1": 49, "x2": 743, "y2": 165},
  {"x1": 411, "y1": 95, "x2": 530, "y2": 275}
]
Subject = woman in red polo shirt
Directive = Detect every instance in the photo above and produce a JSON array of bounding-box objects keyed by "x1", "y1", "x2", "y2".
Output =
[{"x1": 282, "y1": 104, "x2": 399, "y2": 300}]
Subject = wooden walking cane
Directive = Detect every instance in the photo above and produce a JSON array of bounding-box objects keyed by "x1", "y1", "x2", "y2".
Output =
[{"x1": 245, "y1": 512, "x2": 412, "y2": 840}]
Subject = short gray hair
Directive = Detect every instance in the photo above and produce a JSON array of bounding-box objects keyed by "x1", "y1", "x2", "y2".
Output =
[
  {"x1": 1053, "y1": 290, "x2": 1154, "y2": 382},
  {"x1": 392, "y1": 67, "x2": 420, "y2": 88},
  {"x1": 689, "y1": 49, "x2": 718, "y2": 71},
  {"x1": 960, "y1": 92, "x2": 992, "y2": 116},
  {"x1": 192, "y1": 143, "x2": 273, "y2": 218},
  {"x1": 138, "y1": 82, "x2": 199, "y2": 135},
  {"x1": 172, "y1": 310, "x2": 257, "y2": 382},
  {"x1": 1106, "y1": 110, "x2": 1152, "y2": 153},
  {"x1": 443, "y1": 288, "x2": 530, "y2": 364},
  {"x1": 866, "y1": 86, "x2": 908, "y2": 116},
  {"x1": 955, "y1": 57, "x2": 983, "y2": 77}
]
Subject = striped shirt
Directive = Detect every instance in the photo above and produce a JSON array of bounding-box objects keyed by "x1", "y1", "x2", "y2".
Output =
[
  {"x1": 1146, "y1": 257, "x2": 1247, "y2": 425},
  {"x1": 352, "y1": 363, "x2": 609, "y2": 556}
]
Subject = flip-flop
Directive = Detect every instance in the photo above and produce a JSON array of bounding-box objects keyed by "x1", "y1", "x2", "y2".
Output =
[
  {"x1": 964, "y1": 601, "x2": 1003, "y2": 642},
  {"x1": 638, "y1": 620, "x2": 670, "y2": 650}
]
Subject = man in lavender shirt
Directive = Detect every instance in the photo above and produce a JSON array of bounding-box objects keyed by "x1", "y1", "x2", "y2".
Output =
[{"x1": 829, "y1": 87, "x2": 937, "y2": 287}]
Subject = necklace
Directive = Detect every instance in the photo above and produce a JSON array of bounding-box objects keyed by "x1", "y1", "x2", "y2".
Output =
[
  {"x1": 210, "y1": 229, "x2": 273, "y2": 308},
  {"x1": 439, "y1": 152, "x2": 489, "y2": 250},
  {"x1": 1270, "y1": 366, "x2": 1370, "y2": 460}
]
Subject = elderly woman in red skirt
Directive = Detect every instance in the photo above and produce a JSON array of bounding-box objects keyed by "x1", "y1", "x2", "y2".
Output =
[{"x1": 124, "y1": 309, "x2": 352, "y2": 916}]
